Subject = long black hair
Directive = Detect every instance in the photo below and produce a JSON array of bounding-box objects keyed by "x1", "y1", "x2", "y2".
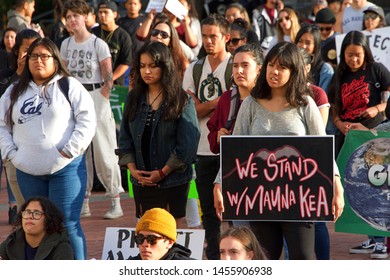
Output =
[
  {"x1": 294, "y1": 24, "x2": 324, "y2": 86},
  {"x1": 6, "y1": 37, "x2": 70, "y2": 126},
  {"x1": 331, "y1": 31, "x2": 374, "y2": 108},
  {"x1": 124, "y1": 41, "x2": 188, "y2": 121},
  {"x1": 251, "y1": 41, "x2": 310, "y2": 107}
]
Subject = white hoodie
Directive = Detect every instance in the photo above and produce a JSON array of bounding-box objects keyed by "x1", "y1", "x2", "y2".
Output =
[{"x1": 0, "y1": 75, "x2": 96, "y2": 175}]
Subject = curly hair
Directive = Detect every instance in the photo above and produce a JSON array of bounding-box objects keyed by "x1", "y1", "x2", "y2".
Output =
[{"x1": 15, "y1": 196, "x2": 65, "y2": 234}]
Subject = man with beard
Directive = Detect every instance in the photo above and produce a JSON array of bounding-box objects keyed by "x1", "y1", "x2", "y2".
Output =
[{"x1": 182, "y1": 13, "x2": 232, "y2": 260}]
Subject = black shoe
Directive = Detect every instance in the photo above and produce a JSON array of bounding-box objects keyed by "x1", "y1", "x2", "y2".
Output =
[{"x1": 8, "y1": 206, "x2": 17, "y2": 225}]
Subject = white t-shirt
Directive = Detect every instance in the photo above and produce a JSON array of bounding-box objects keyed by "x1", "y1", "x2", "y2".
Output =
[
  {"x1": 342, "y1": 2, "x2": 374, "y2": 34},
  {"x1": 60, "y1": 34, "x2": 111, "y2": 84},
  {"x1": 182, "y1": 53, "x2": 232, "y2": 155}
]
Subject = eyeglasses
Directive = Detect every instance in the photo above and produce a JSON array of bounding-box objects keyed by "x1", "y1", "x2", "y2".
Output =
[
  {"x1": 364, "y1": 13, "x2": 379, "y2": 20},
  {"x1": 319, "y1": 26, "x2": 332, "y2": 32},
  {"x1": 151, "y1": 29, "x2": 170, "y2": 39},
  {"x1": 227, "y1": 38, "x2": 244, "y2": 46},
  {"x1": 21, "y1": 210, "x2": 45, "y2": 220},
  {"x1": 29, "y1": 54, "x2": 53, "y2": 61},
  {"x1": 278, "y1": 16, "x2": 290, "y2": 22},
  {"x1": 134, "y1": 234, "x2": 166, "y2": 245}
]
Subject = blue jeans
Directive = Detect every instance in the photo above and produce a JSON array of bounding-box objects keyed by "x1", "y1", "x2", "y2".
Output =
[
  {"x1": 16, "y1": 155, "x2": 87, "y2": 260},
  {"x1": 315, "y1": 222, "x2": 330, "y2": 260}
]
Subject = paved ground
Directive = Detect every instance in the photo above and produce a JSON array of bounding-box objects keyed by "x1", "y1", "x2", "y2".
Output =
[{"x1": 0, "y1": 173, "x2": 388, "y2": 260}]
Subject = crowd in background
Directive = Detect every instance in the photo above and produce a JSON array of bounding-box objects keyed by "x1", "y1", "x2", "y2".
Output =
[{"x1": 0, "y1": 0, "x2": 389, "y2": 260}]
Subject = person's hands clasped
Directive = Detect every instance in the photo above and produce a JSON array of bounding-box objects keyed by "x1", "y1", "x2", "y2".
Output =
[{"x1": 137, "y1": 170, "x2": 163, "y2": 187}]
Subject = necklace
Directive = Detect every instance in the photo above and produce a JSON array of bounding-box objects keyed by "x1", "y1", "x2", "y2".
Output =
[
  {"x1": 147, "y1": 90, "x2": 163, "y2": 107},
  {"x1": 146, "y1": 90, "x2": 163, "y2": 126}
]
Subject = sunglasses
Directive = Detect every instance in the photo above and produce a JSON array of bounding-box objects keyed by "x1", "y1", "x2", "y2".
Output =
[
  {"x1": 134, "y1": 234, "x2": 166, "y2": 245},
  {"x1": 227, "y1": 38, "x2": 243, "y2": 46},
  {"x1": 151, "y1": 29, "x2": 170, "y2": 39},
  {"x1": 319, "y1": 26, "x2": 332, "y2": 32},
  {"x1": 364, "y1": 13, "x2": 379, "y2": 20},
  {"x1": 278, "y1": 16, "x2": 290, "y2": 22}
]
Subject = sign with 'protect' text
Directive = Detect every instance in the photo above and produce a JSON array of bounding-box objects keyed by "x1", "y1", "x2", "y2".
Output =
[{"x1": 102, "y1": 228, "x2": 205, "y2": 260}]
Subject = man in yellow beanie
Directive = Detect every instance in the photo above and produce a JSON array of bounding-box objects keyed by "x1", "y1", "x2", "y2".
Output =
[{"x1": 131, "y1": 208, "x2": 194, "y2": 260}]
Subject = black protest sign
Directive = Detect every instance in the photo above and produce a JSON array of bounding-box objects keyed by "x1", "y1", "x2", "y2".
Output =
[{"x1": 221, "y1": 136, "x2": 334, "y2": 221}]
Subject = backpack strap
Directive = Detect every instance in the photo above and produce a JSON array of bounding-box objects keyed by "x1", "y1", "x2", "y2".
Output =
[
  {"x1": 58, "y1": 76, "x2": 71, "y2": 105},
  {"x1": 224, "y1": 86, "x2": 240, "y2": 130},
  {"x1": 224, "y1": 56, "x2": 233, "y2": 90},
  {"x1": 193, "y1": 57, "x2": 205, "y2": 95}
]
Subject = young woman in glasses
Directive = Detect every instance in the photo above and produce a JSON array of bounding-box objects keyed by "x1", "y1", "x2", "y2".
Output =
[
  {"x1": 146, "y1": 18, "x2": 189, "y2": 81},
  {"x1": 0, "y1": 38, "x2": 96, "y2": 260},
  {"x1": 0, "y1": 196, "x2": 74, "y2": 260},
  {"x1": 362, "y1": 6, "x2": 386, "y2": 32}
]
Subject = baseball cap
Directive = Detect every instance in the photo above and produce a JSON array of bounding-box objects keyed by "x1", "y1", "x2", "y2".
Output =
[
  {"x1": 363, "y1": 5, "x2": 385, "y2": 19},
  {"x1": 98, "y1": 0, "x2": 118, "y2": 12}
]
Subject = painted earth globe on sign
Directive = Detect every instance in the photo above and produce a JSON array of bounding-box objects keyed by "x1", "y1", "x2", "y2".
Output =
[{"x1": 344, "y1": 138, "x2": 390, "y2": 232}]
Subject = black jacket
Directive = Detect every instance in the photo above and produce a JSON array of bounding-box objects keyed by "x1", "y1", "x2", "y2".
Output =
[{"x1": 130, "y1": 243, "x2": 194, "y2": 260}]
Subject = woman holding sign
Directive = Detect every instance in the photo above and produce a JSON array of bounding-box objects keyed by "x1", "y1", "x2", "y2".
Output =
[
  {"x1": 330, "y1": 31, "x2": 390, "y2": 155},
  {"x1": 214, "y1": 42, "x2": 344, "y2": 260}
]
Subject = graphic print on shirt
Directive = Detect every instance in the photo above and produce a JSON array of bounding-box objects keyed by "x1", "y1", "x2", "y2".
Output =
[
  {"x1": 199, "y1": 73, "x2": 222, "y2": 102},
  {"x1": 18, "y1": 95, "x2": 43, "y2": 124},
  {"x1": 66, "y1": 48, "x2": 93, "y2": 79},
  {"x1": 340, "y1": 76, "x2": 370, "y2": 121}
]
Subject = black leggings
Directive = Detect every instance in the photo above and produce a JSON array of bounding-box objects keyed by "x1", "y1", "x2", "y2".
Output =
[{"x1": 250, "y1": 221, "x2": 315, "y2": 260}]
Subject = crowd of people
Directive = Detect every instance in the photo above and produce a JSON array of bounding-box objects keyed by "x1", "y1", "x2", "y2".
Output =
[{"x1": 0, "y1": 0, "x2": 389, "y2": 260}]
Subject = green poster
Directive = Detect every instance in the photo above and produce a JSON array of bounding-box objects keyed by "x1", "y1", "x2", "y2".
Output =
[
  {"x1": 335, "y1": 130, "x2": 390, "y2": 236},
  {"x1": 109, "y1": 86, "x2": 129, "y2": 125}
]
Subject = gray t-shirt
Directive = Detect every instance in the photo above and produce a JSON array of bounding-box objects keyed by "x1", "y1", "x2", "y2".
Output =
[{"x1": 233, "y1": 95, "x2": 325, "y2": 136}]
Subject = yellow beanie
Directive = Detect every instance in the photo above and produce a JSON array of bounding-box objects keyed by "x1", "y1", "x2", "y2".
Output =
[{"x1": 136, "y1": 208, "x2": 177, "y2": 242}]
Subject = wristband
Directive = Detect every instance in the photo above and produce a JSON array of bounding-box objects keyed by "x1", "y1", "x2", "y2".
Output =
[{"x1": 158, "y1": 169, "x2": 166, "y2": 179}]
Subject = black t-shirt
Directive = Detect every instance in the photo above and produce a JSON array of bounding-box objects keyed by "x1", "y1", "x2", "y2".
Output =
[
  {"x1": 91, "y1": 26, "x2": 133, "y2": 85},
  {"x1": 117, "y1": 15, "x2": 146, "y2": 56},
  {"x1": 339, "y1": 62, "x2": 390, "y2": 123}
]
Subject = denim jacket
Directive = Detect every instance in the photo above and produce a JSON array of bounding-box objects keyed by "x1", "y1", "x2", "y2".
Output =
[{"x1": 118, "y1": 94, "x2": 200, "y2": 188}]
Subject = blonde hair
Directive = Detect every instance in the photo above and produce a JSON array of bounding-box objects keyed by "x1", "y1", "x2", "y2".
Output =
[{"x1": 276, "y1": 8, "x2": 300, "y2": 43}]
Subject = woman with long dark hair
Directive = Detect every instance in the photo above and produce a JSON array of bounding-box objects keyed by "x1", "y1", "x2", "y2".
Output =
[
  {"x1": 331, "y1": 31, "x2": 390, "y2": 151},
  {"x1": 118, "y1": 42, "x2": 200, "y2": 226},
  {"x1": 214, "y1": 42, "x2": 344, "y2": 259},
  {"x1": 0, "y1": 38, "x2": 96, "y2": 260},
  {"x1": 331, "y1": 30, "x2": 390, "y2": 259}
]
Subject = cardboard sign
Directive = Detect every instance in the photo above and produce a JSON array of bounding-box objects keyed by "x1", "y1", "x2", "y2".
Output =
[
  {"x1": 221, "y1": 136, "x2": 334, "y2": 221},
  {"x1": 335, "y1": 130, "x2": 390, "y2": 236},
  {"x1": 335, "y1": 26, "x2": 390, "y2": 71},
  {"x1": 101, "y1": 227, "x2": 205, "y2": 260},
  {"x1": 145, "y1": 0, "x2": 167, "y2": 13},
  {"x1": 165, "y1": 0, "x2": 188, "y2": 20}
]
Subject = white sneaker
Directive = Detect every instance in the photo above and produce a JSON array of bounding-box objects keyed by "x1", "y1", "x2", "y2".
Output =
[
  {"x1": 80, "y1": 201, "x2": 91, "y2": 218},
  {"x1": 103, "y1": 199, "x2": 123, "y2": 219}
]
